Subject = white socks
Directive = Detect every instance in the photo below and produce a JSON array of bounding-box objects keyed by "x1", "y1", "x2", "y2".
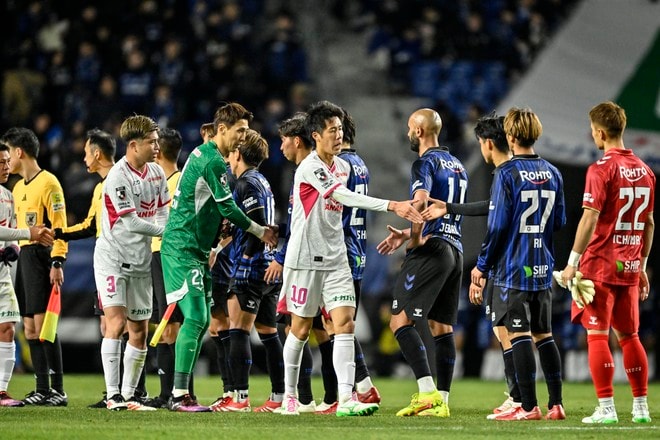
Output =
[
  {"x1": 0, "y1": 341, "x2": 15, "y2": 391},
  {"x1": 333, "y1": 333, "x2": 356, "y2": 404},
  {"x1": 121, "y1": 343, "x2": 147, "y2": 400},
  {"x1": 283, "y1": 333, "x2": 307, "y2": 396},
  {"x1": 101, "y1": 338, "x2": 122, "y2": 397}
]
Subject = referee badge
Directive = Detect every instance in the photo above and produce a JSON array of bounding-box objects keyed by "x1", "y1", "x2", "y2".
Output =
[
  {"x1": 220, "y1": 174, "x2": 228, "y2": 187},
  {"x1": 26, "y1": 212, "x2": 37, "y2": 227}
]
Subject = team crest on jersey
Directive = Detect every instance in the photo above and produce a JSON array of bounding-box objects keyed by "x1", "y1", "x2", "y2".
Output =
[
  {"x1": 25, "y1": 212, "x2": 37, "y2": 227},
  {"x1": 116, "y1": 186, "x2": 127, "y2": 200}
]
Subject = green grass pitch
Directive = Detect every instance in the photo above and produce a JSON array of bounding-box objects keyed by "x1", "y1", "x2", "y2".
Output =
[{"x1": 2, "y1": 374, "x2": 659, "y2": 439}]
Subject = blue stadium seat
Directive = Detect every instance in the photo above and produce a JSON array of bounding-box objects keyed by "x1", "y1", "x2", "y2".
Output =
[{"x1": 409, "y1": 61, "x2": 442, "y2": 98}]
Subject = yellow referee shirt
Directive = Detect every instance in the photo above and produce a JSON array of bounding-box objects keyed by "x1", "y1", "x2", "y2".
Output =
[{"x1": 13, "y1": 169, "x2": 68, "y2": 258}]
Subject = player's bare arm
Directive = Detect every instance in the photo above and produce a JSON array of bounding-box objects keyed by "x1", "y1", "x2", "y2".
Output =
[
  {"x1": 561, "y1": 207, "x2": 599, "y2": 286},
  {"x1": 406, "y1": 190, "x2": 428, "y2": 249},
  {"x1": 639, "y1": 211, "x2": 654, "y2": 299}
]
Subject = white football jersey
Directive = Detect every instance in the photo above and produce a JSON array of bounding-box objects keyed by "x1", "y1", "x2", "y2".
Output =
[
  {"x1": 284, "y1": 151, "x2": 351, "y2": 270},
  {"x1": 0, "y1": 185, "x2": 19, "y2": 282},
  {"x1": 95, "y1": 157, "x2": 169, "y2": 275}
]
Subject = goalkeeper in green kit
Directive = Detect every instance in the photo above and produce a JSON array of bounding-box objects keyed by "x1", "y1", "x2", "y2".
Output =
[{"x1": 161, "y1": 103, "x2": 277, "y2": 412}]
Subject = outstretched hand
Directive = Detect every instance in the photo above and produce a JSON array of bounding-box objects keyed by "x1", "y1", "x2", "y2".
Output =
[
  {"x1": 421, "y1": 198, "x2": 447, "y2": 220},
  {"x1": 376, "y1": 225, "x2": 408, "y2": 255},
  {"x1": 389, "y1": 200, "x2": 424, "y2": 224}
]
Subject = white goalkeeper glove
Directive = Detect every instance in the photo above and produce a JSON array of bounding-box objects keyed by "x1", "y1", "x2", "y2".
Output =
[
  {"x1": 574, "y1": 271, "x2": 595, "y2": 305},
  {"x1": 553, "y1": 270, "x2": 595, "y2": 309}
]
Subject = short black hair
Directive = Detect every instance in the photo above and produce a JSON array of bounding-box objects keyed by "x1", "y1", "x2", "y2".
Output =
[
  {"x1": 278, "y1": 112, "x2": 312, "y2": 147},
  {"x1": 1, "y1": 127, "x2": 40, "y2": 158},
  {"x1": 306, "y1": 100, "x2": 344, "y2": 146},
  {"x1": 342, "y1": 108, "x2": 356, "y2": 146},
  {"x1": 158, "y1": 127, "x2": 182, "y2": 162},
  {"x1": 474, "y1": 114, "x2": 508, "y2": 154},
  {"x1": 86, "y1": 128, "x2": 116, "y2": 160}
]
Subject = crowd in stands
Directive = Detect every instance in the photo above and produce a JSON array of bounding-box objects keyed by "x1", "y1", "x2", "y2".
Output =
[
  {"x1": 1, "y1": 0, "x2": 310, "y2": 222},
  {"x1": 332, "y1": 0, "x2": 579, "y2": 159}
]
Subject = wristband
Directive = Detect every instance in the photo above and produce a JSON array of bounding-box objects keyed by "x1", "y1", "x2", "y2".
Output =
[
  {"x1": 641, "y1": 257, "x2": 648, "y2": 272},
  {"x1": 567, "y1": 250, "x2": 582, "y2": 268},
  {"x1": 211, "y1": 244, "x2": 223, "y2": 254}
]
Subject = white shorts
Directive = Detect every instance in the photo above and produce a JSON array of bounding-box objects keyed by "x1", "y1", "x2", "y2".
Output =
[
  {"x1": 0, "y1": 281, "x2": 20, "y2": 324},
  {"x1": 279, "y1": 264, "x2": 355, "y2": 318},
  {"x1": 94, "y1": 266, "x2": 153, "y2": 321}
]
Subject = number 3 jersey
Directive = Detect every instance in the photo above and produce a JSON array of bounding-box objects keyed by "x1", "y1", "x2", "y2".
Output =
[
  {"x1": 580, "y1": 148, "x2": 655, "y2": 285},
  {"x1": 477, "y1": 155, "x2": 566, "y2": 291},
  {"x1": 96, "y1": 157, "x2": 170, "y2": 275}
]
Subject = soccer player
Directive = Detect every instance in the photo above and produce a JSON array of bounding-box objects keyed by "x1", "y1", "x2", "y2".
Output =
[
  {"x1": 422, "y1": 115, "x2": 523, "y2": 418},
  {"x1": 144, "y1": 127, "x2": 183, "y2": 409},
  {"x1": 202, "y1": 120, "x2": 237, "y2": 409},
  {"x1": 278, "y1": 100, "x2": 422, "y2": 417},
  {"x1": 2, "y1": 127, "x2": 69, "y2": 406},
  {"x1": 218, "y1": 129, "x2": 284, "y2": 412},
  {"x1": 95, "y1": 115, "x2": 170, "y2": 411},
  {"x1": 471, "y1": 107, "x2": 566, "y2": 421},
  {"x1": 161, "y1": 102, "x2": 277, "y2": 412},
  {"x1": 264, "y1": 112, "x2": 323, "y2": 414},
  {"x1": 336, "y1": 108, "x2": 380, "y2": 404},
  {"x1": 0, "y1": 142, "x2": 53, "y2": 407},
  {"x1": 376, "y1": 108, "x2": 467, "y2": 418},
  {"x1": 560, "y1": 101, "x2": 655, "y2": 424}
]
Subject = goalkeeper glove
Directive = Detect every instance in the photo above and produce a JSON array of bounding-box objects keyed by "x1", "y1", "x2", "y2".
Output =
[
  {"x1": 234, "y1": 256, "x2": 253, "y2": 287},
  {"x1": 574, "y1": 271, "x2": 595, "y2": 305},
  {"x1": 0, "y1": 245, "x2": 19, "y2": 267},
  {"x1": 553, "y1": 270, "x2": 595, "y2": 309}
]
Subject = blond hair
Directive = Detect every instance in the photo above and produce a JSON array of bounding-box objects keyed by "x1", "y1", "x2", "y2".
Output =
[
  {"x1": 120, "y1": 115, "x2": 159, "y2": 143},
  {"x1": 504, "y1": 107, "x2": 542, "y2": 148}
]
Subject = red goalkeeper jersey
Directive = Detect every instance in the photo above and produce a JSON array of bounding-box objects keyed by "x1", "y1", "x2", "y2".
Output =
[{"x1": 580, "y1": 148, "x2": 655, "y2": 285}]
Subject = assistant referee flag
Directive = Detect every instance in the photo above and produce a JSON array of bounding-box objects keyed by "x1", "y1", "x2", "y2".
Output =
[{"x1": 39, "y1": 284, "x2": 61, "y2": 343}]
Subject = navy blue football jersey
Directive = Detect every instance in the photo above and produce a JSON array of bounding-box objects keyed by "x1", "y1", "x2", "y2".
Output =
[
  {"x1": 410, "y1": 147, "x2": 468, "y2": 252},
  {"x1": 476, "y1": 155, "x2": 566, "y2": 290},
  {"x1": 338, "y1": 149, "x2": 369, "y2": 280},
  {"x1": 229, "y1": 169, "x2": 276, "y2": 279}
]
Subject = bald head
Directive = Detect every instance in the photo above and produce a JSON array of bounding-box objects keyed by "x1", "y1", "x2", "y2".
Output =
[
  {"x1": 410, "y1": 108, "x2": 442, "y2": 136},
  {"x1": 407, "y1": 108, "x2": 442, "y2": 153}
]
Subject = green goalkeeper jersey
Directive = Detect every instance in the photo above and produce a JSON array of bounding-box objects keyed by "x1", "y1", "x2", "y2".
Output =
[{"x1": 161, "y1": 140, "x2": 251, "y2": 262}]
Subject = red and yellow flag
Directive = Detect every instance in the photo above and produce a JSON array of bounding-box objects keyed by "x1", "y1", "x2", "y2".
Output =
[{"x1": 39, "y1": 284, "x2": 61, "y2": 343}]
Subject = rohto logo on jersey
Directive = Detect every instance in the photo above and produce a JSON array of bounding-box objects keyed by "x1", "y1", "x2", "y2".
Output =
[{"x1": 519, "y1": 170, "x2": 552, "y2": 184}]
